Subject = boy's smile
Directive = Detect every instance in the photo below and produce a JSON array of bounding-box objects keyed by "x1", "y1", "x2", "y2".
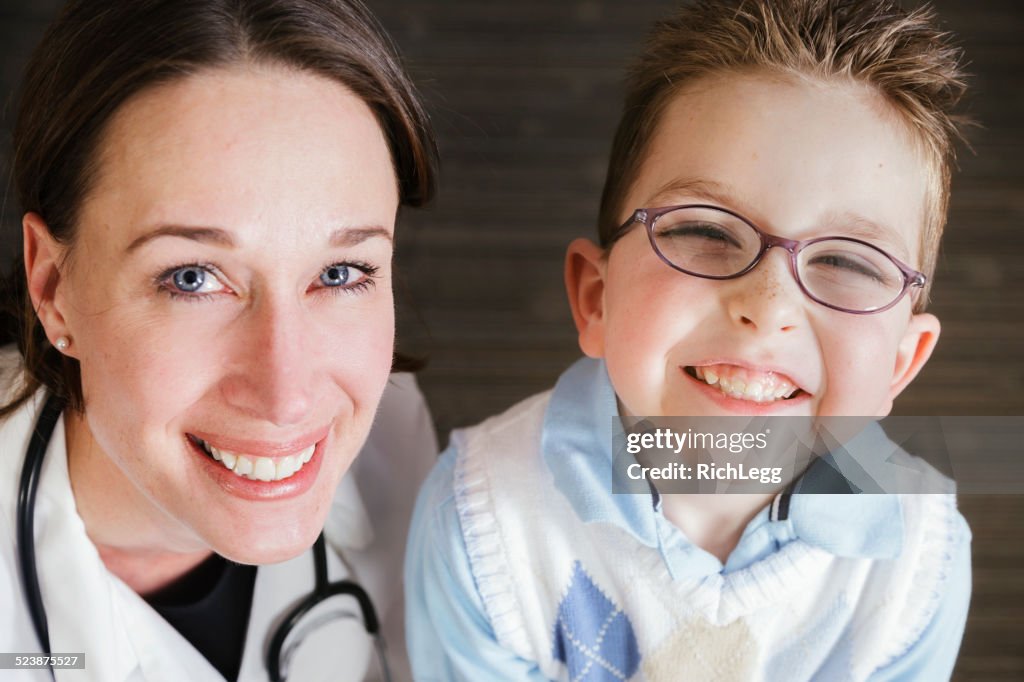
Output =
[
  {"x1": 567, "y1": 73, "x2": 941, "y2": 418},
  {"x1": 685, "y1": 363, "x2": 805, "y2": 403}
]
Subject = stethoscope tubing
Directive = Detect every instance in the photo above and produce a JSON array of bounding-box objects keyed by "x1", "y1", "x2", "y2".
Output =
[{"x1": 16, "y1": 391, "x2": 64, "y2": 661}]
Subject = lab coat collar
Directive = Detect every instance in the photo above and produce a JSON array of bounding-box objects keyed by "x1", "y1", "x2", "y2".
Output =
[{"x1": 33, "y1": 410, "x2": 159, "y2": 682}]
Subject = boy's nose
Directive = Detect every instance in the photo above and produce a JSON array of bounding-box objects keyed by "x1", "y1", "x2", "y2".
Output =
[{"x1": 724, "y1": 248, "x2": 803, "y2": 335}]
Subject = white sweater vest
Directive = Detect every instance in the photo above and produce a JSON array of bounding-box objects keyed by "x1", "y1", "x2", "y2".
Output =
[{"x1": 452, "y1": 391, "x2": 961, "y2": 682}]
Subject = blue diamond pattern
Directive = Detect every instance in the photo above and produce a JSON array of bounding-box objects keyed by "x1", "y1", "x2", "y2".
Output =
[{"x1": 551, "y1": 562, "x2": 641, "y2": 681}]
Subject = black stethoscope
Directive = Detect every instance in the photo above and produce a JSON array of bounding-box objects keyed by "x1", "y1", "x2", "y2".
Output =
[{"x1": 17, "y1": 392, "x2": 392, "y2": 682}]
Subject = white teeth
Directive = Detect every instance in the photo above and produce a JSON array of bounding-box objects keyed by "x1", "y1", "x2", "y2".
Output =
[
  {"x1": 198, "y1": 439, "x2": 317, "y2": 482},
  {"x1": 748, "y1": 381, "x2": 765, "y2": 402},
  {"x1": 692, "y1": 365, "x2": 799, "y2": 403},
  {"x1": 276, "y1": 455, "x2": 297, "y2": 479},
  {"x1": 234, "y1": 455, "x2": 254, "y2": 477},
  {"x1": 252, "y1": 457, "x2": 276, "y2": 482}
]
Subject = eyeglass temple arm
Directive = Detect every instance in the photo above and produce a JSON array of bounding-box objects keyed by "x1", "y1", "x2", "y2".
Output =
[{"x1": 607, "y1": 209, "x2": 648, "y2": 245}]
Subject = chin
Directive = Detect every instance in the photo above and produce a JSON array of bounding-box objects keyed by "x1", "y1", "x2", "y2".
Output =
[{"x1": 206, "y1": 519, "x2": 324, "y2": 566}]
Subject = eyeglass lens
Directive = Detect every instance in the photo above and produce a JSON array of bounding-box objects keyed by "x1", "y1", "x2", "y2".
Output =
[{"x1": 650, "y1": 206, "x2": 907, "y2": 312}]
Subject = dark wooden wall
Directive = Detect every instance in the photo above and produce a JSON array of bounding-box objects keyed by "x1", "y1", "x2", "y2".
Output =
[{"x1": 2, "y1": 1, "x2": 1022, "y2": 678}]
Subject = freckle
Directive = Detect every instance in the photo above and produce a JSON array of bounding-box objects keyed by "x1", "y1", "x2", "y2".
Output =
[{"x1": 752, "y1": 152, "x2": 759, "y2": 161}]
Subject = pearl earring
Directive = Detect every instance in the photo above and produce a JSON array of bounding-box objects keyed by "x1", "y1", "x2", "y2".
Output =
[{"x1": 54, "y1": 336, "x2": 70, "y2": 351}]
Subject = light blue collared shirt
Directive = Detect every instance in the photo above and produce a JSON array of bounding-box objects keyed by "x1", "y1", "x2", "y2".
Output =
[{"x1": 405, "y1": 357, "x2": 971, "y2": 681}]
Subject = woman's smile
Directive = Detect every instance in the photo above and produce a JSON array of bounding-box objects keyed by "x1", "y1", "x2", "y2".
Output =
[
  {"x1": 187, "y1": 424, "x2": 330, "y2": 483},
  {"x1": 186, "y1": 430, "x2": 331, "y2": 502}
]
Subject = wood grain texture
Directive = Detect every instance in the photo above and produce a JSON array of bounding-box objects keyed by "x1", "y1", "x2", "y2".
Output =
[{"x1": 1, "y1": 1, "x2": 1021, "y2": 677}]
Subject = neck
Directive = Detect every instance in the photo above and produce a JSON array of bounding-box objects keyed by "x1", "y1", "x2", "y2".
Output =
[
  {"x1": 64, "y1": 411, "x2": 213, "y2": 596},
  {"x1": 658, "y1": 492, "x2": 775, "y2": 564}
]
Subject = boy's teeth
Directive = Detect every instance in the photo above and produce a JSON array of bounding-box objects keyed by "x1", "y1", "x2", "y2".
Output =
[
  {"x1": 198, "y1": 440, "x2": 317, "y2": 481},
  {"x1": 693, "y1": 364, "x2": 798, "y2": 403}
]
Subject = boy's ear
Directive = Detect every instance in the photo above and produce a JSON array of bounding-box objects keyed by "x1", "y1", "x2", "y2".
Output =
[
  {"x1": 879, "y1": 312, "x2": 941, "y2": 416},
  {"x1": 23, "y1": 212, "x2": 74, "y2": 354},
  {"x1": 564, "y1": 238, "x2": 608, "y2": 358}
]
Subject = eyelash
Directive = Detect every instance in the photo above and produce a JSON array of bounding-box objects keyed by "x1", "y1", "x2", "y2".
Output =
[
  {"x1": 154, "y1": 261, "x2": 220, "y2": 303},
  {"x1": 154, "y1": 261, "x2": 379, "y2": 302},
  {"x1": 328, "y1": 262, "x2": 379, "y2": 296}
]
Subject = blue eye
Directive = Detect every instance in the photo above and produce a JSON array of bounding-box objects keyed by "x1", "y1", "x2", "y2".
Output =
[
  {"x1": 320, "y1": 265, "x2": 351, "y2": 287},
  {"x1": 163, "y1": 265, "x2": 226, "y2": 297},
  {"x1": 315, "y1": 262, "x2": 378, "y2": 294},
  {"x1": 173, "y1": 267, "x2": 206, "y2": 292}
]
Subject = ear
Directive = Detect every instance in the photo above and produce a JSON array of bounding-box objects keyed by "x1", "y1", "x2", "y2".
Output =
[
  {"x1": 564, "y1": 238, "x2": 608, "y2": 358},
  {"x1": 878, "y1": 312, "x2": 940, "y2": 416},
  {"x1": 23, "y1": 212, "x2": 74, "y2": 354}
]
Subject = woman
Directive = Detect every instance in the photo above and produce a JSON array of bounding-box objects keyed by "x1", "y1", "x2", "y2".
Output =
[{"x1": 0, "y1": 0, "x2": 438, "y2": 680}]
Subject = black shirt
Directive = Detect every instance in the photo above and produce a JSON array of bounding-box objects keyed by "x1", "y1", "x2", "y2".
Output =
[{"x1": 146, "y1": 553, "x2": 258, "y2": 681}]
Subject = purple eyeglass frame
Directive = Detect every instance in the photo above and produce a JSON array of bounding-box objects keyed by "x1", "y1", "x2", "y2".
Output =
[{"x1": 612, "y1": 204, "x2": 927, "y2": 315}]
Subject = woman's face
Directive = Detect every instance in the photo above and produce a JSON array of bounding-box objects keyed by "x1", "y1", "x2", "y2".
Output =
[{"x1": 57, "y1": 65, "x2": 399, "y2": 563}]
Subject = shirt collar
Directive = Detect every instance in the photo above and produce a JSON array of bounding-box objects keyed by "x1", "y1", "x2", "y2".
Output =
[
  {"x1": 540, "y1": 356, "x2": 903, "y2": 560},
  {"x1": 777, "y1": 424, "x2": 905, "y2": 559},
  {"x1": 541, "y1": 356, "x2": 661, "y2": 547}
]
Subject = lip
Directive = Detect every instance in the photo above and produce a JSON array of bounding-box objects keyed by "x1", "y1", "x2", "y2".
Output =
[
  {"x1": 681, "y1": 365, "x2": 813, "y2": 415},
  {"x1": 686, "y1": 358, "x2": 812, "y2": 395},
  {"x1": 188, "y1": 426, "x2": 330, "y2": 459},
  {"x1": 186, "y1": 432, "x2": 329, "y2": 501}
]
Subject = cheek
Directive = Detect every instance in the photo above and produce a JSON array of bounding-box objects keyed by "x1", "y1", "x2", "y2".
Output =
[
  {"x1": 605, "y1": 263, "x2": 713, "y2": 353},
  {"x1": 73, "y1": 306, "x2": 201, "y2": 410},
  {"x1": 603, "y1": 269, "x2": 668, "y2": 373},
  {"x1": 602, "y1": 267, "x2": 711, "y2": 413},
  {"x1": 816, "y1": 318, "x2": 902, "y2": 414},
  {"x1": 323, "y1": 297, "x2": 395, "y2": 404},
  {"x1": 73, "y1": 311, "x2": 223, "y2": 482}
]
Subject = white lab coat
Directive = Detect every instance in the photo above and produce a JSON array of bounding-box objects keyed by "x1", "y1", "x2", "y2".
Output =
[{"x1": 0, "y1": 348, "x2": 438, "y2": 682}]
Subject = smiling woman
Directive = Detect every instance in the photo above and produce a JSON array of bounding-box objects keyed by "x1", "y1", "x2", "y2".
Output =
[{"x1": 0, "y1": 1, "x2": 437, "y2": 681}]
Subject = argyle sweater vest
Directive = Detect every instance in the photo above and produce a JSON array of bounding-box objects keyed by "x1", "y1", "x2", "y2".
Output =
[{"x1": 451, "y1": 391, "x2": 962, "y2": 682}]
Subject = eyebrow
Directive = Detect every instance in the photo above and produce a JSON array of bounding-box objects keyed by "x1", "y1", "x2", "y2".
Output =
[
  {"x1": 126, "y1": 224, "x2": 392, "y2": 253},
  {"x1": 648, "y1": 176, "x2": 911, "y2": 258},
  {"x1": 820, "y1": 211, "x2": 910, "y2": 259},
  {"x1": 328, "y1": 226, "x2": 393, "y2": 247},
  {"x1": 126, "y1": 225, "x2": 235, "y2": 253},
  {"x1": 647, "y1": 177, "x2": 740, "y2": 209}
]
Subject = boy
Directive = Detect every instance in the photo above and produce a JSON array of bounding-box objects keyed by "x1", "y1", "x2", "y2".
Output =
[{"x1": 406, "y1": 0, "x2": 971, "y2": 679}]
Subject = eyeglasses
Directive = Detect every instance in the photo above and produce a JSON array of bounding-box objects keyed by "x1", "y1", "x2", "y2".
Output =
[{"x1": 613, "y1": 204, "x2": 926, "y2": 314}]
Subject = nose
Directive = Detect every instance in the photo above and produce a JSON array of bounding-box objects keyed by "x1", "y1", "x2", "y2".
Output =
[
  {"x1": 724, "y1": 247, "x2": 804, "y2": 335},
  {"x1": 220, "y1": 295, "x2": 316, "y2": 426}
]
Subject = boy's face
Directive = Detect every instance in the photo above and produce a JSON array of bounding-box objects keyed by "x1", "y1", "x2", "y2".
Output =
[{"x1": 566, "y1": 73, "x2": 940, "y2": 417}]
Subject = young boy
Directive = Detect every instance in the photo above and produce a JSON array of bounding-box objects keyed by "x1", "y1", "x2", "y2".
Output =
[{"x1": 406, "y1": 1, "x2": 971, "y2": 679}]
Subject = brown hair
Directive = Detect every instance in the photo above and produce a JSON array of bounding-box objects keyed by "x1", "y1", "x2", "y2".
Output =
[
  {"x1": 1, "y1": 0, "x2": 438, "y2": 417},
  {"x1": 598, "y1": 0, "x2": 968, "y2": 310}
]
